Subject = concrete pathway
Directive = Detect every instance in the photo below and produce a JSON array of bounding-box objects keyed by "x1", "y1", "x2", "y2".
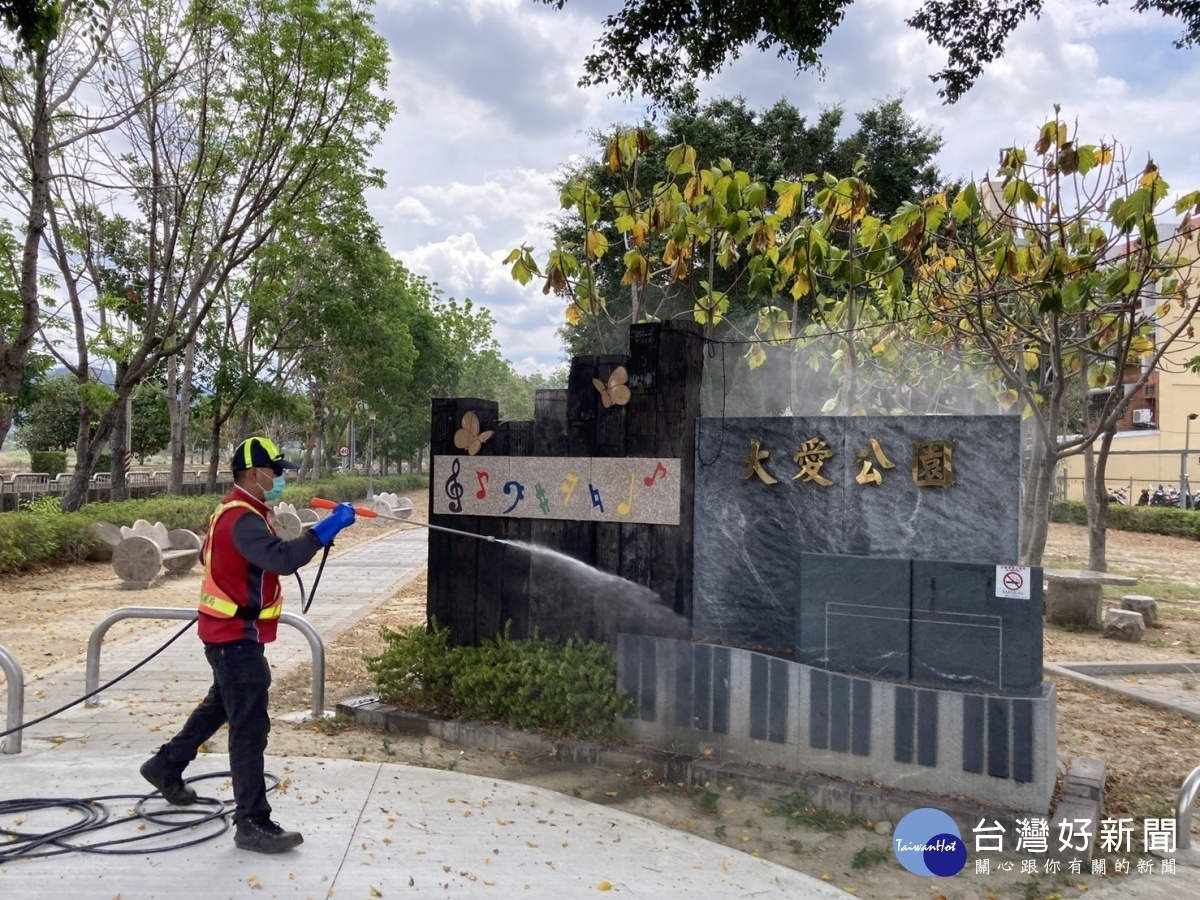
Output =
[{"x1": 0, "y1": 526, "x2": 844, "y2": 898}]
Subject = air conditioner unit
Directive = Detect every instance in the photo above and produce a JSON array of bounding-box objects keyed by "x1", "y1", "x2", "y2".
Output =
[{"x1": 1132, "y1": 409, "x2": 1154, "y2": 426}]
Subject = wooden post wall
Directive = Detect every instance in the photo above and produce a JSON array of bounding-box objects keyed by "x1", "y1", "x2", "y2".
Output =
[{"x1": 427, "y1": 321, "x2": 704, "y2": 646}]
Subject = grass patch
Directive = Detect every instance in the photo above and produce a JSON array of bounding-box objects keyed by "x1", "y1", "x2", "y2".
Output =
[
  {"x1": 765, "y1": 791, "x2": 862, "y2": 832},
  {"x1": 851, "y1": 845, "x2": 891, "y2": 870},
  {"x1": 694, "y1": 789, "x2": 720, "y2": 816},
  {"x1": 308, "y1": 713, "x2": 355, "y2": 735}
]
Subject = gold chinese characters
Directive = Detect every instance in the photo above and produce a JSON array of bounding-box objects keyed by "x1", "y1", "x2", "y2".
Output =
[{"x1": 739, "y1": 437, "x2": 956, "y2": 488}]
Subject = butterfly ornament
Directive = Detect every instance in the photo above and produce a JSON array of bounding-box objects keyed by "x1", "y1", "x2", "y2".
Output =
[
  {"x1": 453, "y1": 411, "x2": 494, "y2": 456},
  {"x1": 593, "y1": 365, "x2": 631, "y2": 408}
]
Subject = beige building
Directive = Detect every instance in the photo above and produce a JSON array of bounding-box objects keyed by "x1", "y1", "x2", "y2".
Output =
[{"x1": 1060, "y1": 233, "x2": 1200, "y2": 502}]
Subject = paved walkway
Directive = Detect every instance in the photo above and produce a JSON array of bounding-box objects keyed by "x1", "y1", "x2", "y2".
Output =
[
  {"x1": 1045, "y1": 660, "x2": 1200, "y2": 722},
  {"x1": 0, "y1": 526, "x2": 842, "y2": 898}
]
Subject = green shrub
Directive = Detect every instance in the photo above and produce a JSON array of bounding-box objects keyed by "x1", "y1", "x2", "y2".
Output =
[
  {"x1": 365, "y1": 620, "x2": 635, "y2": 741},
  {"x1": 1050, "y1": 500, "x2": 1200, "y2": 540},
  {"x1": 0, "y1": 473, "x2": 429, "y2": 574},
  {"x1": 29, "y1": 451, "x2": 67, "y2": 476},
  {"x1": 97, "y1": 452, "x2": 111, "y2": 472},
  {"x1": 367, "y1": 621, "x2": 456, "y2": 707}
]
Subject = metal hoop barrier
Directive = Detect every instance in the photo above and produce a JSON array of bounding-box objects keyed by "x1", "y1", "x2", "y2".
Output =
[
  {"x1": 1178, "y1": 764, "x2": 1200, "y2": 856},
  {"x1": 85, "y1": 608, "x2": 325, "y2": 720},
  {"x1": 0, "y1": 643, "x2": 24, "y2": 754}
]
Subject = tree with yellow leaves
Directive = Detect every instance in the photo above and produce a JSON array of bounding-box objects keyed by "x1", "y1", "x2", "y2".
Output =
[{"x1": 907, "y1": 108, "x2": 1200, "y2": 565}]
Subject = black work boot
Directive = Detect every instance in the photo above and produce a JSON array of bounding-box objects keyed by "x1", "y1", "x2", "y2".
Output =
[
  {"x1": 139, "y1": 754, "x2": 198, "y2": 806},
  {"x1": 234, "y1": 817, "x2": 304, "y2": 854}
]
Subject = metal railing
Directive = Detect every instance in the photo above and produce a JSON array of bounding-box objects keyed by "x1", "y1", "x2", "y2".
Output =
[
  {"x1": 1, "y1": 472, "x2": 236, "y2": 511},
  {"x1": 1178, "y1": 764, "x2": 1200, "y2": 853},
  {"x1": 85, "y1": 607, "x2": 326, "y2": 720},
  {"x1": 0, "y1": 643, "x2": 24, "y2": 754}
]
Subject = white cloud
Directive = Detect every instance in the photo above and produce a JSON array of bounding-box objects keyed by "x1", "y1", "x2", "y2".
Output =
[{"x1": 392, "y1": 196, "x2": 436, "y2": 224}]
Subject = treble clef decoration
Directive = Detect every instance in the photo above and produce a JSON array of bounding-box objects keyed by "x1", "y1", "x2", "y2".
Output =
[{"x1": 445, "y1": 458, "x2": 464, "y2": 513}]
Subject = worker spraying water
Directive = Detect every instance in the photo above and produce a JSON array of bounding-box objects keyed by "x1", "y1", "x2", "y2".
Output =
[{"x1": 139, "y1": 437, "x2": 357, "y2": 855}]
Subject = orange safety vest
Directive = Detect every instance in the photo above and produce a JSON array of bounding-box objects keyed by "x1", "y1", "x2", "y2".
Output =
[{"x1": 197, "y1": 500, "x2": 283, "y2": 621}]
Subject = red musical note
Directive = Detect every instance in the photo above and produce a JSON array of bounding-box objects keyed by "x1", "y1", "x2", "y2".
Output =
[
  {"x1": 643, "y1": 461, "x2": 668, "y2": 487},
  {"x1": 475, "y1": 471, "x2": 489, "y2": 499}
]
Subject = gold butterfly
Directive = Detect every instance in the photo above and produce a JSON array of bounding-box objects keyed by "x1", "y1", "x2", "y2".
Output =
[
  {"x1": 593, "y1": 365, "x2": 631, "y2": 408},
  {"x1": 453, "y1": 411, "x2": 494, "y2": 456}
]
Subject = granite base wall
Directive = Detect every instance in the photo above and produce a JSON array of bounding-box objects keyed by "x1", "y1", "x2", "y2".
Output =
[
  {"x1": 693, "y1": 415, "x2": 1021, "y2": 649},
  {"x1": 617, "y1": 634, "x2": 1057, "y2": 813}
]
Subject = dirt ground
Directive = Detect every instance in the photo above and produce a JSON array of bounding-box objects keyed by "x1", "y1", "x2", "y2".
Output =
[{"x1": 4, "y1": 507, "x2": 1200, "y2": 898}]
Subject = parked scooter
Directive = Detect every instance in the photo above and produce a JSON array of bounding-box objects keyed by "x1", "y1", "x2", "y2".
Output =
[
  {"x1": 1106, "y1": 487, "x2": 1129, "y2": 505},
  {"x1": 1150, "y1": 484, "x2": 1180, "y2": 507},
  {"x1": 1138, "y1": 488, "x2": 1151, "y2": 506}
]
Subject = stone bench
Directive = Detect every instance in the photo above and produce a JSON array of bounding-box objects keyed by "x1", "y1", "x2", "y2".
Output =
[
  {"x1": 270, "y1": 503, "x2": 319, "y2": 540},
  {"x1": 1120, "y1": 594, "x2": 1158, "y2": 627},
  {"x1": 1103, "y1": 608, "x2": 1146, "y2": 642},
  {"x1": 92, "y1": 519, "x2": 202, "y2": 589},
  {"x1": 1043, "y1": 569, "x2": 1138, "y2": 630}
]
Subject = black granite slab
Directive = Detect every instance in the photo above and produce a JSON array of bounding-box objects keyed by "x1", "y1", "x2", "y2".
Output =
[
  {"x1": 691, "y1": 418, "x2": 845, "y2": 649},
  {"x1": 839, "y1": 417, "x2": 1020, "y2": 562},
  {"x1": 693, "y1": 416, "x2": 1021, "y2": 650},
  {"x1": 910, "y1": 560, "x2": 1043, "y2": 695},
  {"x1": 796, "y1": 553, "x2": 912, "y2": 680}
]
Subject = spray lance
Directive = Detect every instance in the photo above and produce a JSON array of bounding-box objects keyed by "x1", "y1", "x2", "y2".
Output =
[{"x1": 309, "y1": 497, "x2": 499, "y2": 543}]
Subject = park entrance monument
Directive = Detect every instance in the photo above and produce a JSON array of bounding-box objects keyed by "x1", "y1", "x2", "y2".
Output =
[{"x1": 428, "y1": 322, "x2": 1053, "y2": 813}]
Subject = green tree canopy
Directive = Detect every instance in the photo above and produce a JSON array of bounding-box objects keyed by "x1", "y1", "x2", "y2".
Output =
[
  {"x1": 529, "y1": 95, "x2": 944, "y2": 358},
  {"x1": 539, "y1": 0, "x2": 1200, "y2": 102},
  {"x1": 17, "y1": 372, "x2": 112, "y2": 452}
]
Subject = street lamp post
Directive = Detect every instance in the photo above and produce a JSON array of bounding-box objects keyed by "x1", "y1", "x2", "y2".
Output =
[
  {"x1": 1185, "y1": 413, "x2": 1198, "y2": 509},
  {"x1": 367, "y1": 410, "x2": 377, "y2": 499}
]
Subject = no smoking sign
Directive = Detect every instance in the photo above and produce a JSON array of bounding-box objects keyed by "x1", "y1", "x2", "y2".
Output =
[{"x1": 996, "y1": 565, "x2": 1031, "y2": 599}]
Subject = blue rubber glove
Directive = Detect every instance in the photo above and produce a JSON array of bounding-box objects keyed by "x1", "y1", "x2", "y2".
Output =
[{"x1": 310, "y1": 502, "x2": 355, "y2": 546}]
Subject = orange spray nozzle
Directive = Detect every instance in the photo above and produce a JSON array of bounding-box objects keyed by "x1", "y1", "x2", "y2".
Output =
[{"x1": 310, "y1": 497, "x2": 378, "y2": 518}]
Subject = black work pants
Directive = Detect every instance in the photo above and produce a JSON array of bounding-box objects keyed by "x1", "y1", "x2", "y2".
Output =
[{"x1": 155, "y1": 639, "x2": 273, "y2": 823}]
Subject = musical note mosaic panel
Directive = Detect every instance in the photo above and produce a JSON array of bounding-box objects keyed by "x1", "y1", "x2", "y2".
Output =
[{"x1": 432, "y1": 455, "x2": 681, "y2": 525}]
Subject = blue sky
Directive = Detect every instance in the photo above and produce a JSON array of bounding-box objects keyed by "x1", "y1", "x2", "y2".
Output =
[{"x1": 366, "y1": 0, "x2": 1200, "y2": 375}]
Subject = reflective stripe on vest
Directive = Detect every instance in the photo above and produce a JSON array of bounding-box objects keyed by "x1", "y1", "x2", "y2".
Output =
[{"x1": 197, "y1": 499, "x2": 283, "y2": 620}]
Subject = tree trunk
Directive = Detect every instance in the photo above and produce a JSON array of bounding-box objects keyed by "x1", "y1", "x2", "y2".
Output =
[
  {"x1": 175, "y1": 331, "x2": 197, "y2": 489},
  {"x1": 207, "y1": 410, "x2": 223, "y2": 490},
  {"x1": 0, "y1": 50, "x2": 51, "y2": 450},
  {"x1": 1081, "y1": 441, "x2": 1101, "y2": 570},
  {"x1": 1087, "y1": 426, "x2": 1118, "y2": 571},
  {"x1": 1018, "y1": 435, "x2": 1055, "y2": 566},
  {"x1": 297, "y1": 434, "x2": 313, "y2": 482},
  {"x1": 166, "y1": 354, "x2": 184, "y2": 492},
  {"x1": 62, "y1": 388, "x2": 128, "y2": 511},
  {"x1": 310, "y1": 387, "x2": 325, "y2": 482},
  {"x1": 110, "y1": 365, "x2": 129, "y2": 502}
]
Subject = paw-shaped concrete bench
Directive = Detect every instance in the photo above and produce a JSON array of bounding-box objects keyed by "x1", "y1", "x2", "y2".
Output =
[
  {"x1": 93, "y1": 520, "x2": 202, "y2": 588},
  {"x1": 371, "y1": 492, "x2": 413, "y2": 519},
  {"x1": 270, "y1": 502, "x2": 319, "y2": 540}
]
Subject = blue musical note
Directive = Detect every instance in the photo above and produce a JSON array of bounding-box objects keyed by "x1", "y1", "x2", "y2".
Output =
[{"x1": 502, "y1": 480, "x2": 525, "y2": 514}]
